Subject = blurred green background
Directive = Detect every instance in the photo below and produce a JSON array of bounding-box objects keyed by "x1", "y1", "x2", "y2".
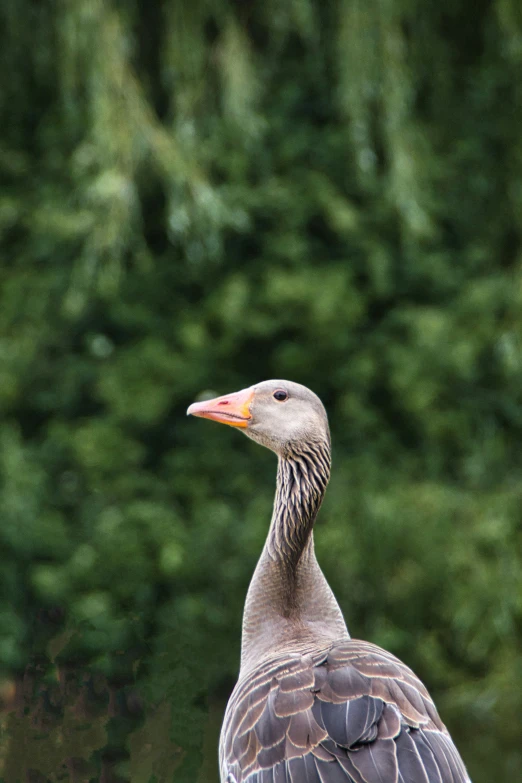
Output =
[{"x1": 1, "y1": 0, "x2": 522, "y2": 781}]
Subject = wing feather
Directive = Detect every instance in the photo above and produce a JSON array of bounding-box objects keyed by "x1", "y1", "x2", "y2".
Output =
[
  {"x1": 394, "y1": 730, "x2": 431, "y2": 783},
  {"x1": 257, "y1": 738, "x2": 286, "y2": 770},
  {"x1": 220, "y1": 640, "x2": 470, "y2": 783},
  {"x1": 319, "y1": 695, "x2": 383, "y2": 748},
  {"x1": 275, "y1": 685, "x2": 314, "y2": 717},
  {"x1": 349, "y1": 738, "x2": 398, "y2": 783},
  {"x1": 287, "y1": 708, "x2": 328, "y2": 748},
  {"x1": 410, "y1": 731, "x2": 444, "y2": 783},
  {"x1": 315, "y1": 757, "x2": 353, "y2": 783},
  {"x1": 287, "y1": 754, "x2": 322, "y2": 783},
  {"x1": 423, "y1": 731, "x2": 469, "y2": 783},
  {"x1": 256, "y1": 690, "x2": 289, "y2": 747}
]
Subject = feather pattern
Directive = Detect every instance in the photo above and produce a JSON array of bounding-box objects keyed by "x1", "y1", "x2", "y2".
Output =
[{"x1": 221, "y1": 639, "x2": 470, "y2": 783}]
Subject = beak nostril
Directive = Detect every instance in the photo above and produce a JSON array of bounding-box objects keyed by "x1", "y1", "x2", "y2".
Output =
[{"x1": 218, "y1": 400, "x2": 229, "y2": 406}]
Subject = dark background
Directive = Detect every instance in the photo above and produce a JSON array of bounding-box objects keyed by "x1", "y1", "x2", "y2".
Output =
[{"x1": 1, "y1": 1, "x2": 521, "y2": 780}]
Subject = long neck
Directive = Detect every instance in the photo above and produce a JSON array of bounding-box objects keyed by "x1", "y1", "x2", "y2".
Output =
[
  {"x1": 240, "y1": 439, "x2": 349, "y2": 673},
  {"x1": 266, "y1": 442, "x2": 331, "y2": 567}
]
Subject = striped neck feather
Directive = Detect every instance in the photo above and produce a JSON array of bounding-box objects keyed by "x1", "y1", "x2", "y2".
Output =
[{"x1": 267, "y1": 440, "x2": 331, "y2": 567}]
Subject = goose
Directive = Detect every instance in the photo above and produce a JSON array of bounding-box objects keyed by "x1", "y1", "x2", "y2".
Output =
[{"x1": 187, "y1": 380, "x2": 471, "y2": 783}]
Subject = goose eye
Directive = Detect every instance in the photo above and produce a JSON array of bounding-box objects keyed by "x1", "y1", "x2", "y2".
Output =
[{"x1": 273, "y1": 390, "x2": 288, "y2": 402}]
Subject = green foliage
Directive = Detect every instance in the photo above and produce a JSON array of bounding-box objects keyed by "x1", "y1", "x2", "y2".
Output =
[{"x1": 1, "y1": 0, "x2": 522, "y2": 781}]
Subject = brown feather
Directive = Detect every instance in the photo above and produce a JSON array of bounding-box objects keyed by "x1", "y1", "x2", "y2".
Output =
[{"x1": 221, "y1": 640, "x2": 470, "y2": 782}]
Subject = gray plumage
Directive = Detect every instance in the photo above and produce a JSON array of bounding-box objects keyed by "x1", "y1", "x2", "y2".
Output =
[{"x1": 188, "y1": 380, "x2": 471, "y2": 783}]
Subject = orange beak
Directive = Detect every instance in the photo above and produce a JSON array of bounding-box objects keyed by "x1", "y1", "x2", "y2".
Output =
[{"x1": 187, "y1": 387, "x2": 254, "y2": 428}]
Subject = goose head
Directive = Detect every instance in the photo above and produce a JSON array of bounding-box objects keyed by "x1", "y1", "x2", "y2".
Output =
[{"x1": 187, "y1": 380, "x2": 329, "y2": 456}]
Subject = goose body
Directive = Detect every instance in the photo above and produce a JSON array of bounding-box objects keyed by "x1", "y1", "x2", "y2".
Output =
[{"x1": 188, "y1": 380, "x2": 470, "y2": 783}]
